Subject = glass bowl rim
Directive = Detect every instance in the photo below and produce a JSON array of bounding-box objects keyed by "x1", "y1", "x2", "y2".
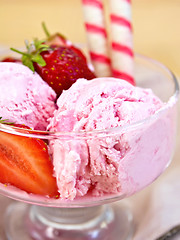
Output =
[{"x1": 0, "y1": 53, "x2": 179, "y2": 139}]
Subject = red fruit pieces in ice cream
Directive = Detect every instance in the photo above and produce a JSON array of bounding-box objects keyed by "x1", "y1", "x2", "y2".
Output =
[{"x1": 0, "y1": 125, "x2": 58, "y2": 197}]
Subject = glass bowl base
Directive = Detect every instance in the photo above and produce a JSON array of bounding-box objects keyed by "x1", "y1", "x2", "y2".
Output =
[{"x1": 4, "y1": 201, "x2": 134, "y2": 240}]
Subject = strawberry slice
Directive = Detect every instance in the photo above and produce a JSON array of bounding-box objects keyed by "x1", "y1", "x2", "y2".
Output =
[{"x1": 0, "y1": 125, "x2": 58, "y2": 197}]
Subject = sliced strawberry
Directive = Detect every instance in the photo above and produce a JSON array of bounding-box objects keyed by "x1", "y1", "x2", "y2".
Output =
[{"x1": 0, "y1": 127, "x2": 58, "y2": 197}]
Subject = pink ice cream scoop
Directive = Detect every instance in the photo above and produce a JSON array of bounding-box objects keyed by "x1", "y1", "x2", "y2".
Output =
[
  {"x1": 48, "y1": 78, "x2": 175, "y2": 200},
  {"x1": 0, "y1": 62, "x2": 56, "y2": 130}
]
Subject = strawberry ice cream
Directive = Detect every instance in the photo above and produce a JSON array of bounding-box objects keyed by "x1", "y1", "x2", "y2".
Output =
[
  {"x1": 0, "y1": 62, "x2": 56, "y2": 130},
  {"x1": 48, "y1": 77, "x2": 176, "y2": 200}
]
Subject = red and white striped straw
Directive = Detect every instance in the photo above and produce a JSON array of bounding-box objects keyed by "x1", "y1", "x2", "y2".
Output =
[
  {"x1": 109, "y1": 0, "x2": 134, "y2": 84},
  {"x1": 82, "y1": 0, "x2": 112, "y2": 77}
]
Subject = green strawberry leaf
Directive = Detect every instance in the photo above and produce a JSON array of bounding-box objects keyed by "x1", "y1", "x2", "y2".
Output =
[
  {"x1": 10, "y1": 38, "x2": 52, "y2": 72},
  {"x1": 31, "y1": 54, "x2": 46, "y2": 66},
  {"x1": 22, "y1": 55, "x2": 35, "y2": 72}
]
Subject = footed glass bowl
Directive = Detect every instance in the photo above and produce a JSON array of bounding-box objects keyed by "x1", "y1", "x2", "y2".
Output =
[{"x1": 0, "y1": 54, "x2": 179, "y2": 240}]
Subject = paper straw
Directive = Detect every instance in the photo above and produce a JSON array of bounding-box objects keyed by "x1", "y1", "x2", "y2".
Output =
[
  {"x1": 82, "y1": 0, "x2": 112, "y2": 77},
  {"x1": 109, "y1": 0, "x2": 134, "y2": 84}
]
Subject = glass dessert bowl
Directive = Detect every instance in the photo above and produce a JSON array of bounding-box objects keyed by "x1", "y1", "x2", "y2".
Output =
[{"x1": 0, "y1": 54, "x2": 179, "y2": 240}]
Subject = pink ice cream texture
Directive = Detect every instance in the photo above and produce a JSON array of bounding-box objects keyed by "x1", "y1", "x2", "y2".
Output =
[
  {"x1": 48, "y1": 78, "x2": 175, "y2": 200},
  {"x1": 0, "y1": 62, "x2": 56, "y2": 130}
]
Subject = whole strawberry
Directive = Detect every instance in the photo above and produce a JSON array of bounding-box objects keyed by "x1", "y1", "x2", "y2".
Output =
[
  {"x1": 33, "y1": 46, "x2": 95, "y2": 96},
  {"x1": 11, "y1": 23, "x2": 95, "y2": 97},
  {"x1": 42, "y1": 22, "x2": 87, "y2": 63}
]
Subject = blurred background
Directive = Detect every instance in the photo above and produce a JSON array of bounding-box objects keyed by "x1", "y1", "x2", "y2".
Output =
[{"x1": 0, "y1": 0, "x2": 179, "y2": 77}]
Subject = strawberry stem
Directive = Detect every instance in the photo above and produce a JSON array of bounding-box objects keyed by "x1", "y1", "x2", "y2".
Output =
[
  {"x1": 0, "y1": 117, "x2": 14, "y2": 125},
  {"x1": 10, "y1": 48, "x2": 29, "y2": 57},
  {"x1": 42, "y1": 22, "x2": 50, "y2": 38}
]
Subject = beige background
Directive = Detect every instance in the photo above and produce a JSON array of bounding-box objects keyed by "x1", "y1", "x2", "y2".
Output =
[
  {"x1": 0, "y1": 0, "x2": 180, "y2": 239},
  {"x1": 0, "y1": 0, "x2": 180, "y2": 76}
]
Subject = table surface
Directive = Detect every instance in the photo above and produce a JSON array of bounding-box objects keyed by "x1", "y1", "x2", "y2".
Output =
[{"x1": 0, "y1": 0, "x2": 180, "y2": 239}]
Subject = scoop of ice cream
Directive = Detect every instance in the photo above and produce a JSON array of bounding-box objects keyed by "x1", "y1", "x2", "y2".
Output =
[
  {"x1": 49, "y1": 78, "x2": 163, "y2": 132},
  {"x1": 0, "y1": 62, "x2": 56, "y2": 130},
  {"x1": 48, "y1": 78, "x2": 174, "y2": 200}
]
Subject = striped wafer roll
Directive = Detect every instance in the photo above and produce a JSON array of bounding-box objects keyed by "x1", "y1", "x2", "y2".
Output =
[
  {"x1": 109, "y1": 0, "x2": 134, "y2": 84},
  {"x1": 82, "y1": 0, "x2": 112, "y2": 77}
]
